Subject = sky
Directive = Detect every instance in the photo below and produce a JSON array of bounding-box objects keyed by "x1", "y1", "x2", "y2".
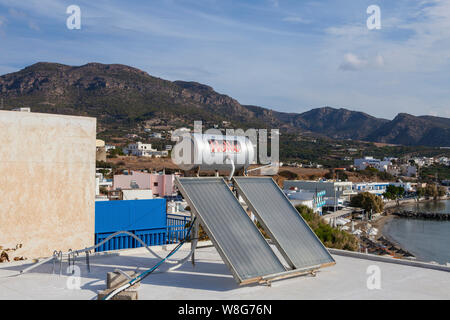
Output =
[{"x1": 0, "y1": 0, "x2": 449, "y2": 119}]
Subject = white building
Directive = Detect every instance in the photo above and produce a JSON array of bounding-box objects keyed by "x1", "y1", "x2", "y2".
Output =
[
  {"x1": 354, "y1": 157, "x2": 392, "y2": 172},
  {"x1": 284, "y1": 188, "x2": 326, "y2": 215},
  {"x1": 283, "y1": 180, "x2": 355, "y2": 209},
  {"x1": 353, "y1": 182, "x2": 390, "y2": 196},
  {"x1": 150, "y1": 132, "x2": 162, "y2": 139},
  {"x1": 105, "y1": 145, "x2": 116, "y2": 152},
  {"x1": 124, "y1": 142, "x2": 155, "y2": 156},
  {"x1": 401, "y1": 164, "x2": 418, "y2": 177},
  {"x1": 438, "y1": 157, "x2": 449, "y2": 166},
  {"x1": 391, "y1": 181, "x2": 413, "y2": 192},
  {"x1": 352, "y1": 181, "x2": 413, "y2": 196},
  {"x1": 95, "y1": 172, "x2": 113, "y2": 196},
  {"x1": 412, "y1": 157, "x2": 435, "y2": 167},
  {"x1": 124, "y1": 142, "x2": 168, "y2": 157}
]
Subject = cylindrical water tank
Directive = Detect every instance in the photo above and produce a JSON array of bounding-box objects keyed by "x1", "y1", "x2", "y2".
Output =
[{"x1": 174, "y1": 133, "x2": 255, "y2": 172}]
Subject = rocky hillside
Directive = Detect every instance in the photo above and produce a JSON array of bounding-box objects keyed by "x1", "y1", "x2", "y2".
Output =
[
  {"x1": 365, "y1": 113, "x2": 450, "y2": 146},
  {"x1": 0, "y1": 62, "x2": 449, "y2": 147},
  {"x1": 283, "y1": 107, "x2": 390, "y2": 140}
]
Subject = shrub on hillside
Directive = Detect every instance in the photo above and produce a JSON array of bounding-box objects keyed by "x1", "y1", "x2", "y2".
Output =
[{"x1": 278, "y1": 170, "x2": 298, "y2": 180}]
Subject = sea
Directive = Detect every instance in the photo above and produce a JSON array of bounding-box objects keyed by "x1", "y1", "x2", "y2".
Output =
[{"x1": 383, "y1": 200, "x2": 450, "y2": 265}]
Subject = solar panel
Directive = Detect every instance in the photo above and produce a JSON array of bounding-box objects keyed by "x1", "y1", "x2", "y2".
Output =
[
  {"x1": 175, "y1": 177, "x2": 286, "y2": 284},
  {"x1": 233, "y1": 177, "x2": 335, "y2": 270}
]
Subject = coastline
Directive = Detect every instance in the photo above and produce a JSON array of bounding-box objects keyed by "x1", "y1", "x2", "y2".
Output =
[
  {"x1": 366, "y1": 214, "x2": 415, "y2": 259},
  {"x1": 375, "y1": 197, "x2": 450, "y2": 262},
  {"x1": 371, "y1": 214, "x2": 395, "y2": 236}
]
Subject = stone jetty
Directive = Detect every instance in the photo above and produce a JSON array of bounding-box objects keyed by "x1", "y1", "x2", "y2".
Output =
[{"x1": 393, "y1": 211, "x2": 450, "y2": 220}]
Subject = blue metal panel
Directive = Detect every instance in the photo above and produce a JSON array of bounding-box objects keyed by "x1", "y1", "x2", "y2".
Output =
[
  {"x1": 95, "y1": 199, "x2": 167, "y2": 233},
  {"x1": 93, "y1": 199, "x2": 194, "y2": 252}
]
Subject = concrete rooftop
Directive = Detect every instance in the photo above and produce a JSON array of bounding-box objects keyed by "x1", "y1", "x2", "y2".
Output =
[{"x1": 0, "y1": 243, "x2": 449, "y2": 300}]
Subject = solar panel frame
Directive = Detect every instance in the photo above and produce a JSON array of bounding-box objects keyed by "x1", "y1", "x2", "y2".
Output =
[
  {"x1": 233, "y1": 177, "x2": 335, "y2": 270},
  {"x1": 175, "y1": 177, "x2": 287, "y2": 285}
]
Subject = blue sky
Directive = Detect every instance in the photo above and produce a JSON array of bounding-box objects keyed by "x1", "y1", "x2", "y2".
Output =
[{"x1": 0, "y1": 0, "x2": 449, "y2": 119}]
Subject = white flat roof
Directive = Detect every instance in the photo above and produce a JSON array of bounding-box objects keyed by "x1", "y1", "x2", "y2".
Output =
[{"x1": 0, "y1": 243, "x2": 448, "y2": 300}]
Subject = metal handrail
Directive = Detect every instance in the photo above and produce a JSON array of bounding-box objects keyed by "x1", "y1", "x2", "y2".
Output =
[{"x1": 18, "y1": 229, "x2": 196, "y2": 276}]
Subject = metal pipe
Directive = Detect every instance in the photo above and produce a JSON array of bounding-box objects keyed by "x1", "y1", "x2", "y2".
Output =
[
  {"x1": 225, "y1": 155, "x2": 235, "y2": 181},
  {"x1": 18, "y1": 229, "x2": 196, "y2": 276}
]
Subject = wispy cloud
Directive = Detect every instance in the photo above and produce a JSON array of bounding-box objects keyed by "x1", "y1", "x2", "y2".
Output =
[
  {"x1": 269, "y1": 0, "x2": 279, "y2": 8},
  {"x1": 339, "y1": 53, "x2": 385, "y2": 71},
  {"x1": 6, "y1": 7, "x2": 40, "y2": 31},
  {"x1": 282, "y1": 16, "x2": 309, "y2": 24},
  {"x1": 339, "y1": 53, "x2": 368, "y2": 71}
]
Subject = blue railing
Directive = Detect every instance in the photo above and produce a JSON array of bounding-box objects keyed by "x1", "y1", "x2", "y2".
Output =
[
  {"x1": 167, "y1": 214, "x2": 191, "y2": 244},
  {"x1": 95, "y1": 227, "x2": 167, "y2": 252},
  {"x1": 95, "y1": 214, "x2": 191, "y2": 252}
]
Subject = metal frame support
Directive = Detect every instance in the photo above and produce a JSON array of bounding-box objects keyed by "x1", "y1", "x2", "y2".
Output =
[
  {"x1": 85, "y1": 248, "x2": 91, "y2": 273},
  {"x1": 257, "y1": 267, "x2": 319, "y2": 287},
  {"x1": 191, "y1": 215, "x2": 199, "y2": 267}
]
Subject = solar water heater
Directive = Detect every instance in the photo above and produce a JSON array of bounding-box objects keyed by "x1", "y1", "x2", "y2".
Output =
[{"x1": 233, "y1": 177, "x2": 335, "y2": 270}]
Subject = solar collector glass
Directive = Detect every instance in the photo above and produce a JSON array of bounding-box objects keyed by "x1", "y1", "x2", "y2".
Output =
[
  {"x1": 233, "y1": 177, "x2": 335, "y2": 270},
  {"x1": 176, "y1": 177, "x2": 286, "y2": 283}
]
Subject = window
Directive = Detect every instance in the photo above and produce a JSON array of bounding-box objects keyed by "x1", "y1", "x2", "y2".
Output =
[{"x1": 154, "y1": 182, "x2": 158, "y2": 187}]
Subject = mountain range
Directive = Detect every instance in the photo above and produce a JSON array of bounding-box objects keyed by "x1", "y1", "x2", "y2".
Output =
[{"x1": 0, "y1": 62, "x2": 449, "y2": 147}]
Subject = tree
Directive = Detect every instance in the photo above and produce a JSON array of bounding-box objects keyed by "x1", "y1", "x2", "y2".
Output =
[
  {"x1": 324, "y1": 170, "x2": 334, "y2": 180},
  {"x1": 383, "y1": 185, "x2": 405, "y2": 200},
  {"x1": 416, "y1": 187, "x2": 425, "y2": 198},
  {"x1": 107, "y1": 147, "x2": 125, "y2": 158},
  {"x1": 437, "y1": 186, "x2": 447, "y2": 198},
  {"x1": 424, "y1": 184, "x2": 439, "y2": 199},
  {"x1": 335, "y1": 169, "x2": 348, "y2": 181},
  {"x1": 99, "y1": 186, "x2": 108, "y2": 195},
  {"x1": 350, "y1": 192, "x2": 384, "y2": 213}
]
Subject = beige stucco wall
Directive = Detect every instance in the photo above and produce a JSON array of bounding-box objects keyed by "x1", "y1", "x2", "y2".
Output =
[{"x1": 0, "y1": 111, "x2": 96, "y2": 259}]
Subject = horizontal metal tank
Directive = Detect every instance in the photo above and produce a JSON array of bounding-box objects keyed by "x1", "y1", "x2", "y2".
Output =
[{"x1": 174, "y1": 133, "x2": 255, "y2": 172}]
